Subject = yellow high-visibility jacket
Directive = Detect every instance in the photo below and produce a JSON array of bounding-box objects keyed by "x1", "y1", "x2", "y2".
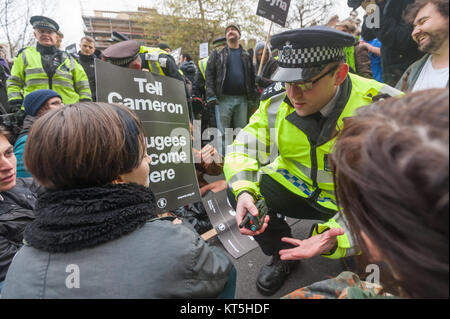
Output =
[
  {"x1": 7, "y1": 47, "x2": 92, "y2": 106},
  {"x1": 224, "y1": 73, "x2": 403, "y2": 259}
]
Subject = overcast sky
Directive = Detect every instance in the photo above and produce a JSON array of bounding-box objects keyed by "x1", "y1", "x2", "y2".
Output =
[{"x1": 49, "y1": 0, "x2": 363, "y2": 49}]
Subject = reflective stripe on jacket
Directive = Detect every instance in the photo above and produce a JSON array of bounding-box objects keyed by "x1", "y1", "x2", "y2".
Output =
[
  {"x1": 6, "y1": 47, "x2": 92, "y2": 105},
  {"x1": 224, "y1": 73, "x2": 403, "y2": 258},
  {"x1": 198, "y1": 57, "x2": 208, "y2": 81},
  {"x1": 140, "y1": 46, "x2": 168, "y2": 76}
]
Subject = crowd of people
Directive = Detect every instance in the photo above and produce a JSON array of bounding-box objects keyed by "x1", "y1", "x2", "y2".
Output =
[{"x1": 0, "y1": 0, "x2": 448, "y2": 299}]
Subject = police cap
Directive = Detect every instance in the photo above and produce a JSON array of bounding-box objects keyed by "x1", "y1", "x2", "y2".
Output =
[
  {"x1": 212, "y1": 36, "x2": 226, "y2": 46},
  {"x1": 102, "y1": 40, "x2": 140, "y2": 67},
  {"x1": 30, "y1": 16, "x2": 59, "y2": 32},
  {"x1": 270, "y1": 26, "x2": 355, "y2": 83},
  {"x1": 109, "y1": 31, "x2": 129, "y2": 43}
]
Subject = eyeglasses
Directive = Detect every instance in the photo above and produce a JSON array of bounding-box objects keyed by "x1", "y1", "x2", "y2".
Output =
[
  {"x1": 35, "y1": 28, "x2": 55, "y2": 35},
  {"x1": 285, "y1": 64, "x2": 340, "y2": 91}
]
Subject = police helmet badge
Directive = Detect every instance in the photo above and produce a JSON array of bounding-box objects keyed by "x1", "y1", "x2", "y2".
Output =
[{"x1": 282, "y1": 42, "x2": 294, "y2": 59}]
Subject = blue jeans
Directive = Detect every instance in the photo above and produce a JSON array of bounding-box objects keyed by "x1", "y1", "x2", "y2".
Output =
[
  {"x1": 216, "y1": 95, "x2": 249, "y2": 134},
  {"x1": 0, "y1": 280, "x2": 4, "y2": 293}
]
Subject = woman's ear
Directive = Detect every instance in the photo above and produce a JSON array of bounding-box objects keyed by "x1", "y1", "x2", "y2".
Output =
[{"x1": 111, "y1": 176, "x2": 125, "y2": 185}]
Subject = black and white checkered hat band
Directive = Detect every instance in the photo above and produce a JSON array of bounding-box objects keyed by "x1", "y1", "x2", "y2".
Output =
[
  {"x1": 279, "y1": 46, "x2": 345, "y2": 68},
  {"x1": 33, "y1": 21, "x2": 56, "y2": 30}
]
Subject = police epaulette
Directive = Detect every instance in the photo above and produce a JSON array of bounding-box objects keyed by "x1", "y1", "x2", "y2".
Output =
[{"x1": 260, "y1": 82, "x2": 285, "y2": 101}]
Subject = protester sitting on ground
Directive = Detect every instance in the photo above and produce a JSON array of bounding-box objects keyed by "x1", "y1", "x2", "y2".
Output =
[
  {"x1": 1, "y1": 102, "x2": 235, "y2": 299},
  {"x1": 283, "y1": 88, "x2": 449, "y2": 299},
  {"x1": 13, "y1": 89, "x2": 63, "y2": 178},
  {"x1": 396, "y1": 0, "x2": 449, "y2": 92},
  {"x1": 0, "y1": 125, "x2": 40, "y2": 293},
  {"x1": 191, "y1": 122, "x2": 226, "y2": 196},
  {"x1": 254, "y1": 41, "x2": 278, "y2": 92}
]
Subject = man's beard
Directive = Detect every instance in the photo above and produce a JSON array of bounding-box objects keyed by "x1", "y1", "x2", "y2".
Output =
[{"x1": 418, "y1": 27, "x2": 449, "y2": 53}]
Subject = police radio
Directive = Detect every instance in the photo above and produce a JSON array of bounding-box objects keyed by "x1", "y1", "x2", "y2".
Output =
[{"x1": 239, "y1": 199, "x2": 269, "y2": 232}]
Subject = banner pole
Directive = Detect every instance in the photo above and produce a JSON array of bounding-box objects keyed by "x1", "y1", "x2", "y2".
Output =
[{"x1": 258, "y1": 21, "x2": 273, "y2": 77}]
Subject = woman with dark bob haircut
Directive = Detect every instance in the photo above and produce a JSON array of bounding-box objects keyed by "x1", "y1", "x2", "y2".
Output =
[
  {"x1": 1, "y1": 102, "x2": 235, "y2": 299},
  {"x1": 284, "y1": 88, "x2": 448, "y2": 299}
]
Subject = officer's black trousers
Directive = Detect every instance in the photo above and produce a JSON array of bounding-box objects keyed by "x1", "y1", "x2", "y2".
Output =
[{"x1": 255, "y1": 174, "x2": 336, "y2": 257}]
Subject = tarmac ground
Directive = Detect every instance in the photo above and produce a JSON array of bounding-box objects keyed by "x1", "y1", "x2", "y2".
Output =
[{"x1": 209, "y1": 218, "x2": 359, "y2": 299}]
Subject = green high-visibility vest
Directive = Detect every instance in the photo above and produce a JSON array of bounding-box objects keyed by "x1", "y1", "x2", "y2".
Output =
[
  {"x1": 139, "y1": 46, "x2": 168, "y2": 76},
  {"x1": 198, "y1": 57, "x2": 208, "y2": 80},
  {"x1": 7, "y1": 47, "x2": 92, "y2": 105},
  {"x1": 344, "y1": 46, "x2": 356, "y2": 73}
]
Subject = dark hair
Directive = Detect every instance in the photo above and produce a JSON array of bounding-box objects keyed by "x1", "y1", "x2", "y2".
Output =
[
  {"x1": 330, "y1": 89, "x2": 449, "y2": 298},
  {"x1": 0, "y1": 125, "x2": 12, "y2": 143},
  {"x1": 405, "y1": 0, "x2": 449, "y2": 24},
  {"x1": 24, "y1": 102, "x2": 146, "y2": 189},
  {"x1": 158, "y1": 43, "x2": 171, "y2": 51},
  {"x1": 182, "y1": 53, "x2": 192, "y2": 62}
]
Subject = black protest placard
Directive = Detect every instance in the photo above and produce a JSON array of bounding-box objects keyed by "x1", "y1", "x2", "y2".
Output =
[
  {"x1": 203, "y1": 190, "x2": 259, "y2": 259},
  {"x1": 256, "y1": 0, "x2": 291, "y2": 27},
  {"x1": 95, "y1": 60, "x2": 201, "y2": 213}
]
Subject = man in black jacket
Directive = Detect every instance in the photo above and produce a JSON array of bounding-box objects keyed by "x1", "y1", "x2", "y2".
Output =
[
  {"x1": 205, "y1": 24, "x2": 258, "y2": 133},
  {"x1": 76, "y1": 36, "x2": 101, "y2": 102},
  {"x1": 0, "y1": 126, "x2": 39, "y2": 292},
  {"x1": 349, "y1": 0, "x2": 424, "y2": 86}
]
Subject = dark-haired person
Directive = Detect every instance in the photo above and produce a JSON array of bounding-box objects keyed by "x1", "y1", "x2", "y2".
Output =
[
  {"x1": 396, "y1": 0, "x2": 449, "y2": 92},
  {"x1": 283, "y1": 88, "x2": 449, "y2": 299},
  {"x1": 1, "y1": 102, "x2": 235, "y2": 298},
  {"x1": 0, "y1": 126, "x2": 39, "y2": 293},
  {"x1": 180, "y1": 53, "x2": 197, "y2": 85}
]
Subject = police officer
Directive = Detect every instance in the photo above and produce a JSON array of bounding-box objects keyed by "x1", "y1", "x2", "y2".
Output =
[
  {"x1": 102, "y1": 40, "x2": 193, "y2": 120},
  {"x1": 102, "y1": 40, "x2": 143, "y2": 70},
  {"x1": 223, "y1": 26, "x2": 403, "y2": 296},
  {"x1": 6, "y1": 16, "x2": 92, "y2": 112},
  {"x1": 193, "y1": 37, "x2": 227, "y2": 128}
]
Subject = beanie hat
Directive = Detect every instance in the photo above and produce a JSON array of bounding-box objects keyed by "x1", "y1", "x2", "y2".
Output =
[
  {"x1": 158, "y1": 43, "x2": 171, "y2": 51},
  {"x1": 225, "y1": 24, "x2": 241, "y2": 37},
  {"x1": 23, "y1": 89, "x2": 61, "y2": 116}
]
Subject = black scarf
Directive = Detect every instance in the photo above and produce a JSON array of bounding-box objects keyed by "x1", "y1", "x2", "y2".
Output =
[
  {"x1": 24, "y1": 183, "x2": 158, "y2": 253},
  {"x1": 36, "y1": 43, "x2": 57, "y2": 56}
]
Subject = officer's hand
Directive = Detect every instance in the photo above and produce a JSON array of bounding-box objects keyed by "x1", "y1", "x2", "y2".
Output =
[
  {"x1": 236, "y1": 192, "x2": 270, "y2": 236},
  {"x1": 279, "y1": 228, "x2": 345, "y2": 261}
]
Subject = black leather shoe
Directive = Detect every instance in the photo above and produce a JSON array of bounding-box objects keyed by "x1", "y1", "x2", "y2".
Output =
[{"x1": 256, "y1": 256, "x2": 299, "y2": 296}]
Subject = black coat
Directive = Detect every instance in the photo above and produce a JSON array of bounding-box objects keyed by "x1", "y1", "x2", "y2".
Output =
[
  {"x1": 180, "y1": 60, "x2": 197, "y2": 85},
  {"x1": 361, "y1": 0, "x2": 424, "y2": 86},
  {"x1": 255, "y1": 57, "x2": 279, "y2": 90},
  {"x1": 205, "y1": 45, "x2": 258, "y2": 102},
  {"x1": 0, "y1": 178, "x2": 41, "y2": 281},
  {"x1": 77, "y1": 50, "x2": 101, "y2": 102}
]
